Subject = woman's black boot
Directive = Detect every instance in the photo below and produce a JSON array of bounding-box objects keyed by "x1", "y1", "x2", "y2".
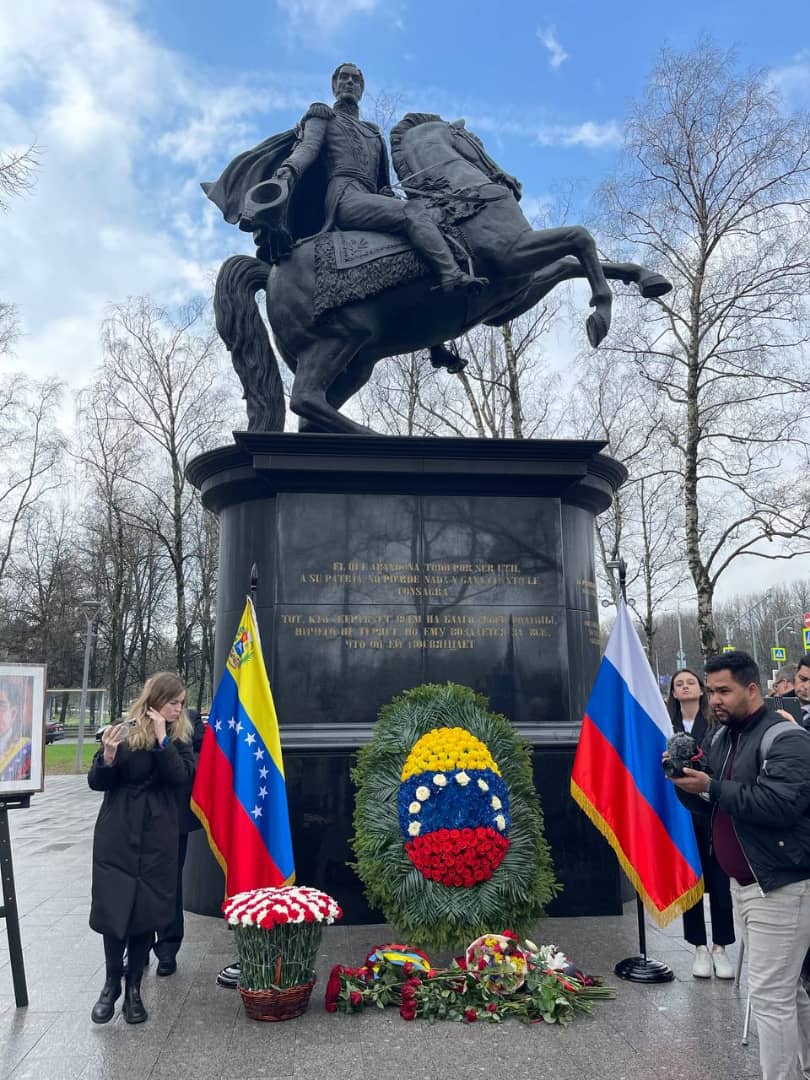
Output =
[
  {"x1": 122, "y1": 978, "x2": 148, "y2": 1024},
  {"x1": 91, "y1": 977, "x2": 121, "y2": 1024}
]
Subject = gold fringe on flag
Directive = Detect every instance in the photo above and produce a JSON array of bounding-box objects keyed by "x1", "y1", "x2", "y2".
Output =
[{"x1": 570, "y1": 778, "x2": 704, "y2": 928}]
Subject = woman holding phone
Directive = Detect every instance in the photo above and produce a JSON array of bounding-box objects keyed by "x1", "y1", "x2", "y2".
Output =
[{"x1": 88, "y1": 672, "x2": 194, "y2": 1025}]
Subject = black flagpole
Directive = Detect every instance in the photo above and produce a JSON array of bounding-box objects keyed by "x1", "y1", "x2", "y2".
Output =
[
  {"x1": 215, "y1": 562, "x2": 260, "y2": 992},
  {"x1": 606, "y1": 559, "x2": 673, "y2": 984}
]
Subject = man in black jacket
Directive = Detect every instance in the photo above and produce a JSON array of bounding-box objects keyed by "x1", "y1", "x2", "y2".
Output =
[
  {"x1": 795, "y1": 655, "x2": 810, "y2": 728},
  {"x1": 669, "y1": 650, "x2": 810, "y2": 1080}
]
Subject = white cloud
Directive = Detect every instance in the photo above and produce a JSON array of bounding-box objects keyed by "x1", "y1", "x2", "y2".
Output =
[
  {"x1": 767, "y1": 51, "x2": 810, "y2": 110},
  {"x1": 536, "y1": 121, "x2": 622, "y2": 149},
  {"x1": 158, "y1": 90, "x2": 257, "y2": 168},
  {"x1": 0, "y1": 1, "x2": 253, "y2": 390},
  {"x1": 537, "y1": 26, "x2": 569, "y2": 70},
  {"x1": 276, "y1": 0, "x2": 378, "y2": 35}
]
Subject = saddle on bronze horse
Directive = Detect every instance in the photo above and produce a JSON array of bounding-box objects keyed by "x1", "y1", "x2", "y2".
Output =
[
  {"x1": 310, "y1": 187, "x2": 485, "y2": 319},
  {"x1": 312, "y1": 229, "x2": 429, "y2": 319}
]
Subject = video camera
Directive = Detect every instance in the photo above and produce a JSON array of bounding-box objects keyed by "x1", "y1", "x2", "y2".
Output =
[{"x1": 662, "y1": 731, "x2": 707, "y2": 778}]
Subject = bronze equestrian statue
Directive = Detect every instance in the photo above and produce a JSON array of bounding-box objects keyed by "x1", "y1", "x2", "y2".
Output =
[{"x1": 203, "y1": 62, "x2": 671, "y2": 434}]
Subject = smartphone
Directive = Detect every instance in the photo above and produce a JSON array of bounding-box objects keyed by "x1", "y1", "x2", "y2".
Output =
[{"x1": 765, "y1": 696, "x2": 804, "y2": 724}]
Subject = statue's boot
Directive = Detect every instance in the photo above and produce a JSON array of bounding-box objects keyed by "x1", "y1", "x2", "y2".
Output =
[
  {"x1": 405, "y1": 212, "x2": 489, "y2": 295},
  {"x1": 430, "y1": 344, "x2": 468, "y2": 374}
]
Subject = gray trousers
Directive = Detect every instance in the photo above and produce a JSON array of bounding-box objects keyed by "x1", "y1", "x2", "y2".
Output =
[{"x1": 732, "y1": 878, "x2": 810, "y2": 1080}]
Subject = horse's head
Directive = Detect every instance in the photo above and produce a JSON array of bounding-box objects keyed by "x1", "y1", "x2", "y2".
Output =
[
  {"x1": 390, "y1": 113, "x2": 518, "y2": 197},
  {"x1": 390, "y1": 112, "x2": 447, "y2": 185}
]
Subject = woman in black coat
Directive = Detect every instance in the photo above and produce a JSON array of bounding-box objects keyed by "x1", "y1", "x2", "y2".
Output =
[
  {"x1": 667, "y1": 668, "x2": 735, "y2": 980},
  {"x1": 88, "y1": 672, "x2": 194, "y2": 1025},
  {"x1": 153, "y1": 707, "x2": 206, "y2": 975}
]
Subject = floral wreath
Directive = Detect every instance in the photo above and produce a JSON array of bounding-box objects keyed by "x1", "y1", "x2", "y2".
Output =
[{"x1": 351, "y1": 683, "x2": 559, "y2": 950}]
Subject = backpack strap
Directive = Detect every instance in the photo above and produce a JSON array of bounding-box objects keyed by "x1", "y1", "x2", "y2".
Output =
[{"x1": 759, "y1": 720, "x2": 803, "y2": 767}]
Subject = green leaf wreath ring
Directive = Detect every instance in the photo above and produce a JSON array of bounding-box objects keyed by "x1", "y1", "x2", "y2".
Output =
[{"x1": 351, "y1": 683, "x2": 560, "y2": 951}]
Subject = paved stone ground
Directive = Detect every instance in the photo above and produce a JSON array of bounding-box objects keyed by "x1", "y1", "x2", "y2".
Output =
[{"x1": 0, "y1": 776, "x2": 761, "y2": 1079}]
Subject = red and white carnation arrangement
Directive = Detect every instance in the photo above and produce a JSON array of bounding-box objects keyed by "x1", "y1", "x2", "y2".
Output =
[
  {"x1": 222, "y1": 885, "x2": 342, "y2": 930},
  {"x1": 223, "y1": 886, "x2": 342, "y2": 992}
]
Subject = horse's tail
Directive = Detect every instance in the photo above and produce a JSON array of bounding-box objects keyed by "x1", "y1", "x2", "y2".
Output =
[{"x1": 214, "y1": 255, "x2": 285, "y2": 432}]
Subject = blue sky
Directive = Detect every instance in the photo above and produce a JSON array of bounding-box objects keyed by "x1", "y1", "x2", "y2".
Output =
[{"x1": 0, "y1": 0, "x2": 808, "y2": 391}]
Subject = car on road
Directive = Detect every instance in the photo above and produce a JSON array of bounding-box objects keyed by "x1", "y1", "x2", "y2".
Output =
[{"x1": 45, "y1": 719, "x2": 65, "y2": 744}]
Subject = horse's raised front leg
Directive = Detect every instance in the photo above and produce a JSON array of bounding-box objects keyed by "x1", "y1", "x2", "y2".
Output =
[
  {"x1": 503, "y1": 226, "x2": 613, "y2": 347},
  {"x1": 600, "y1": 261, "x2": 672, "y2": 298}
]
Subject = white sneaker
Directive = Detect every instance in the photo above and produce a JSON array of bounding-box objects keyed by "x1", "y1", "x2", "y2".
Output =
[
  {"x1": 711, "y1": 946, "x2": 735, "y2": 980},
  {"x1": 692, "y1": 945, "x2": 712, "y2": 978}
]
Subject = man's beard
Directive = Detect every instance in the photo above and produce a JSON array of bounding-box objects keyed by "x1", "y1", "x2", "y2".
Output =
[{"x1": 715, "y1": 711, "x2": 747, "y2": 729}]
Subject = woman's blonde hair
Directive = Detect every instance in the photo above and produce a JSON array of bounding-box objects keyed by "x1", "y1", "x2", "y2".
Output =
[{"x1": 125, "y1": 672, "x2": 192, "y2": 750}]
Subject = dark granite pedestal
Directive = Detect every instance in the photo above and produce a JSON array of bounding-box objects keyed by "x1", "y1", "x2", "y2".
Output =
[{"x1": 185, "y1": 433, "x2": 626, "y2": 921}]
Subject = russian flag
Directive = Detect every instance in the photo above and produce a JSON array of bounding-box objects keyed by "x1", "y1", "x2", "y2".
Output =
[
  {"x1": 571, "y1": 601, "x2": 703, "y2": 926},
  {"x1": 191, "y1": 597, "x2": 295, "y2": 896}
]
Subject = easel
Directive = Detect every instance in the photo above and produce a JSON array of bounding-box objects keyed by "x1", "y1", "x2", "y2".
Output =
[{"x1": 0, "y1": 796, "x2": 29, "y2": 1007}]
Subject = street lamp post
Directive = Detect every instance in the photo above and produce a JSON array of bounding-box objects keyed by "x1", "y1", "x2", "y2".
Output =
[
  {"x1": 675, "y1": 601, "x2": 686, "y2": 671},
  {"x1": 75, "y1": 600, "x2": 102, "y2": 772},
  {"x1": 735, "y1": 595, "x2": 768, "y2": 668},
  {"x1": 773, "y1": 616, "x2": 795, "y2": 649}
]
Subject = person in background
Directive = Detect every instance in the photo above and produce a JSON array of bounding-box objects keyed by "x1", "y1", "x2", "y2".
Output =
[
  {"x1": 795, "y1": 655, "x2": 810, "y2": 728},
  {"x1": 669, "y1": 650, "x2": 810, "y2": 1080},
  {"x1": 152, "y1": 706, "x2": 206, "y2": 976},
  {"x1": 769, "y1": 664, "x2": 797, "y2": 698},
  {"x1": 666, "y1": 669, "x2": 735, "y2": 979},
  {"x1": 88, "y1": 673, "x2": 194, "y2": 1025}
]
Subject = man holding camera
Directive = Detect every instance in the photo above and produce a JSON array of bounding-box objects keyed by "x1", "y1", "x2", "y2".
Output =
[{"x1": 668, "y1": 650, "x2": 810, "y2": 1080}]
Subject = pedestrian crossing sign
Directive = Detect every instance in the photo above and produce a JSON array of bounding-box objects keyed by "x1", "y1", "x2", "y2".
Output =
[
  {"x1": 771, "y1": 646, "x2": 787, "y2": 662},
  {"x1": 804, "y1": 628, "x2": 810, "y2": 650}
]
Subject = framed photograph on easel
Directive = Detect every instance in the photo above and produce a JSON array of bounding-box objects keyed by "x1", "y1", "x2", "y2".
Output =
[{"x1": 0, "y1": 663, "x2": 47, "y2": 799}]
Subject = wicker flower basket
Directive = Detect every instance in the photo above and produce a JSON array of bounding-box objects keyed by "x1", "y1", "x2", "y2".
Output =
[
  {"x1": 239, "y1": 976, "x2": 316, "y2": 1022},
  {"x1": 223, "y1": 885, "x2": 342, "y2": 1022}
]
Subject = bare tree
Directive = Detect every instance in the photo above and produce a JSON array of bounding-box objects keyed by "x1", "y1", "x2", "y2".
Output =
[
  {"x1": 354, "y1": 308, "x2": 560, "y2": 438},
  {"x1": 354, "y1": 350, "x2": 451, "y2": 435},
  {"x1": 98, "y1": 298, "x2": 236, "y2": 676},
  {"x1": 185, "y1": 500, "x2": 219, "y2": 710},
  {"x1": 0, "y1": 302, "x2": 19, "y2": 356},
  {"x1": 74, "y1": 381, "x2": 176, "y2": 716},
  {"x1": 0, "y1": 501, "x2": 87, "y2": 690},
  {"x1": 0, "y1": 375, "x2": 65, "y2": 592},
  {"x1": 1, "y1": 144, "x2": 40, "y2": 353},
  {"x1": 568, "y1": 353, "x2": 688, "y2": 657},
  {"x1": 597, "y1": 42, "x2": 810, "y2": 655},
  {"x1": 0, "y1": 144, "x2": 40, "y2": 210}
]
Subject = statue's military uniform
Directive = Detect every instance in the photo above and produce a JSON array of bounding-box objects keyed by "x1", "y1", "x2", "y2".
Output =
[
  {"x1": 280, "y1": 103, "x2": 474, "y2": 291},
  {"x1": 282, "y1": 103, "x2": 405, "y2": 234}
]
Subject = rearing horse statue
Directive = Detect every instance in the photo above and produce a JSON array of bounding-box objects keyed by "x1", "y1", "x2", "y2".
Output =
[{"x1": 214, "y1": 113, "x2": 670, "y2": 434}]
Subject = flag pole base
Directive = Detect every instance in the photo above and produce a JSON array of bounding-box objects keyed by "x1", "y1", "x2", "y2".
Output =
[{"x1": 614, "y1": 956, "x2": 674, "y2": 983}]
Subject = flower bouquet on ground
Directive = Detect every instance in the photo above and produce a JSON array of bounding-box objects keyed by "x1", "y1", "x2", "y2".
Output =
[
  {"x1": 325, "y1": 931, "x2": 614, "y2": 1025},
  {"x1": 223, "y1": 885, "x2": 342, "y2": 1021}
]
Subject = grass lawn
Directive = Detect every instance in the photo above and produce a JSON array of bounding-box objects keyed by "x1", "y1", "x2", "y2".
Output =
[{"x1": 45, "y1": 742, "x2": 97, "y2": 774}]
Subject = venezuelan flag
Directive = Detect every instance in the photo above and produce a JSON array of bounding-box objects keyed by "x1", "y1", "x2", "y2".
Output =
[
  {"x1": 571, "y1": 601, "x2": 703, "y2": 927},
  {"x1": 0, "y1": 737, "x2": 31, "y2": 783},
  {"x1": 191, "y1": 597, "x2": 295, "y2": 895}
]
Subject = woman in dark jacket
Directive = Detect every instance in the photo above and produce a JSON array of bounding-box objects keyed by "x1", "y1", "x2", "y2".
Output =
[
  {"x1": 667, "y1": 668, "x2": 735, "y2": 979},
  {"x1": 153, "y1": 707, "x2": 206, "y2": 975},
  {"x1": 88, "y1": 672, "x2": 194, "y2": 1025}
]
